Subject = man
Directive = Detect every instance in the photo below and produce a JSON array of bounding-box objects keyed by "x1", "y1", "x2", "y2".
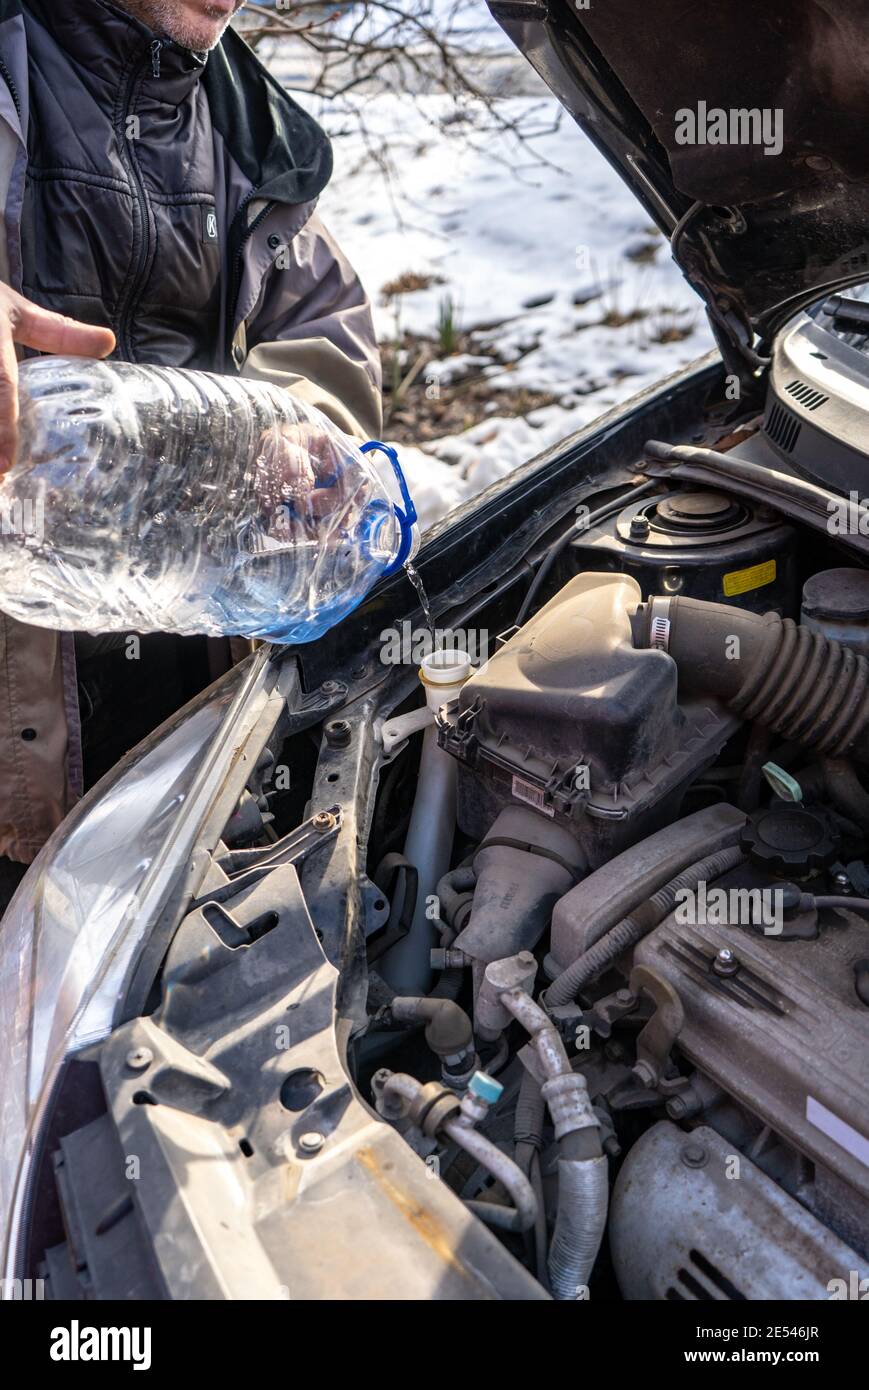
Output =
[{"x1": 0, "y1": 0, "x2": 381, "y2": 876}]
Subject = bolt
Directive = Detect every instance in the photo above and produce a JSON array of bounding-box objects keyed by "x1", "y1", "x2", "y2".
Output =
[
  {"x1": 299, "y1": 1131, "x2": 325, "y2": 1154},
  {"x1": 431, "y1": 947, "x2": 467, "y2": 970},
  {"x1": 312, "y1": 811, "x2": 336, "y2": 833},
  {"x1": 125, "y1": 1047, "x2": 153, "y2": 1072},
  {"x1": 629, "y1": 514, "x2": 650, "y2": 540},
  {"x1": 633, "y1": 1059, "x2": 657, "y2": 1089},
  {"x1": 832, "y1": 872, "x2": 851, "y2": 893},
  {"x1": 667, "y1": 1095, "x2": 689, "y2": 1119},
  {"x1": 681, "y1": 1141, "x2": 709, "y2": 1168},
  {"x1": 616, "y1": 988, "x2": 636, "y2": 1004},
  {"x1": 321, "y1": 680, "x2": 341, "y2": 695},
  {"x1": 713, "y1": 946, "x2": 739, "y2": 977},
  {"x1": 324, "y1": 718, "x2": 351, "y2": 748},
  {"x1": 370, "y1": 1069, "x2": 393, "y2": 1105}
]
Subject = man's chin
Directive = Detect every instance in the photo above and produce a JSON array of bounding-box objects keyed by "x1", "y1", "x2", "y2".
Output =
[
  {"x1": 181, "y1": 25, "x2": 232, "y2": 52},
  {"x1": 119, "y1": 1, "x2": 240, "y2": 53},
  {"x1": 190, "y1": 3, "x2": 243, "y2": 48},
  {"x1": 172, "y1": 14, "x2": 235, "y2": 52}
]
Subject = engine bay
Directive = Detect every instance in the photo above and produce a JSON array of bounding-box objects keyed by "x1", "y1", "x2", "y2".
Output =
[{"x1": 26, "y1": 387, "x2": 869, "y2": 1301}]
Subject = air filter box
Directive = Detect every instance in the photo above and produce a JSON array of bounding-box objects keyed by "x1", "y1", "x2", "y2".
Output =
[{"x1": 437, "y1": 572, "x2": 738, "y2": 866}]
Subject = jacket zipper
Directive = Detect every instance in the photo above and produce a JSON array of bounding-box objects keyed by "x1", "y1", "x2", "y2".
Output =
[
  {"x1": 228, "y1": 195, "x2": 275, "y2": 357},
  {"x1": 0, "y1": 52, "x2": 21, "y2": 119},
  {"x1": 114, "y1": 41, "x2": 163, "y2": 359}
]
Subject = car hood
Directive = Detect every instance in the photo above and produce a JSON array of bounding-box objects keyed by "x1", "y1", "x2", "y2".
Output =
[{"x1": 488, "y1": 0, "x2": 869, "y2": 367}]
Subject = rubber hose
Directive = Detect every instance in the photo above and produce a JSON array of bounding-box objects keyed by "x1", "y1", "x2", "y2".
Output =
[
  {"x1": 436, "y1": 866, "x2": 476, "y2": 926},
  {"x1": 430, "y1": 967, "x2": 464, "y2": 1001},
  {"x1": 546, "y1": 843, "x2": 745, "y2": 1006},
  {"x1": 530, "y1": 1150, "x2": 549, "y2": 1289},
  {"x1": 633, "y1": 596, "x2": 869, "y2": 759},
  {"x1": 390, "y1": 996, "x2": 473, "y2": 1057},
  {"x1": 548, "y1": 1154, "x2": 609, "y2": 1300},
  {"x1": 514, "y1": 1069, "x2": 546, "y2": 1157},
  {"x1": 822, "y1": 758, "x2": 869, "y2": 832}
]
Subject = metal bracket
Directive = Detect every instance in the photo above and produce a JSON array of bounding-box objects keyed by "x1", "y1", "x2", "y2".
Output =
[
  {"x1": 629, "y1": 963, "x2": 686, "y2": 1095},
  {"x1": 585, "y1": 988, "x2": 642, "y2": 1040},
  {"x1": 191, "y1": 806, "x2": 343, "y2": 909}
]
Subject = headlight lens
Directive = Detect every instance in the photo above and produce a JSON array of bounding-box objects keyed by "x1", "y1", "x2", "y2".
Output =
[{"x1": 0, "y1": 649, "x2": 272, "y2": 1273}]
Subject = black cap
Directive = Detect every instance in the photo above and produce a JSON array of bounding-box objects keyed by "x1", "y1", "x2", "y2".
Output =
[{"x1": 741, "y1": 804, "x2": 837, "y2": 875}]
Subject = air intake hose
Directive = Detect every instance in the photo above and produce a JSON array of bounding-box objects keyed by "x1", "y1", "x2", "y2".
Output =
[{"x1": 632, "y1": 595, "x2": 869, "y2": 759}]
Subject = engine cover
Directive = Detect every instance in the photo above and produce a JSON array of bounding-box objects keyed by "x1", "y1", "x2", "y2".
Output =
[{"x1": 635, "y1": 876, "x2": 869, "y2": 1227}]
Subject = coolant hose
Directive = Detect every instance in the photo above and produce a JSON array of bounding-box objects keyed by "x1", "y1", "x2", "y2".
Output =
[
  {"x1": 429, "y1": 866, "x2": 476, "y2": 998},
  {"x1": 821, "y1": 758, "x2": 869, "y2": 832},
  {"x1": 546, "y1": 844, "x2": 745, "y2": 1007},
  {"x1": 632, "y1": 594, "x2": 869, "y2": 759},
  {"x1": 437, "y1": 865, "x2": 476, "y2": 933},
  {"x1": 390, "y1": 996, "x2": 476, "y2": 1084},
  {"x1": 500, "y1": 989, "x2": 607, "y2": 1299}
]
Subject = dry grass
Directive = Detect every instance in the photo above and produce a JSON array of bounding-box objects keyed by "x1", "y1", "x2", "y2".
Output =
[{"x1": 380, "y1": 270, "x2": 446, "y2": 303}]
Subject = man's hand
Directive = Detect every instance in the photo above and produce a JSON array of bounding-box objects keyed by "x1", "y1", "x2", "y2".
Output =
[
  {"x1": 255, "y1": 421, "x2": 352, "y2": 533},
  {"x1": 0, "y1": 285, "x2": 116, "y2": 472}
]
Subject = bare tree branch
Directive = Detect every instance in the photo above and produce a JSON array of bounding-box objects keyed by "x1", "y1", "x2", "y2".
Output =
[{"x1": 236, "y1": 2, "x2": 564, "y2": 180}]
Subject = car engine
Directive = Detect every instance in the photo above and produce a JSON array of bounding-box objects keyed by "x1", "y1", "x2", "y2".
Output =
[
  {"x1": 28, "y1": 449, "x2": 869, "y2": 1304},
  {"x1": 362, "y1": 479, "x2": 869, "y2": 1299}
]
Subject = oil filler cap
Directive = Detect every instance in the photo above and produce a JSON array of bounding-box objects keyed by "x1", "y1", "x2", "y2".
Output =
[{"x1": 740, "y1": 804, "x2": 837, "y2": 876}]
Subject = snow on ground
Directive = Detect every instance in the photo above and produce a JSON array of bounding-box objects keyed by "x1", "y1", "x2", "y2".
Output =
[{"x1": 274, "y1": 76, "x2": 716, "y2": 529}]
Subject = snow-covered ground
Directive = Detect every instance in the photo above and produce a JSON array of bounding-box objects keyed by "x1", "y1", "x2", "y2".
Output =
[{"x1": 269, "y1": 65, "x2": 717, "y2": 528}]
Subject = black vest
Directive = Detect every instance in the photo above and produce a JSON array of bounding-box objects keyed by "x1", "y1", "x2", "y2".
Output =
[{"x1": 21, "y1": 0, "x2": 224, "y2": 368}]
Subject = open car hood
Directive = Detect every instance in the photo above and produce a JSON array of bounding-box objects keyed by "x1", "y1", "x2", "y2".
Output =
[{"x1": 488, "y1": 0, "x2": 869, "y2": 370}]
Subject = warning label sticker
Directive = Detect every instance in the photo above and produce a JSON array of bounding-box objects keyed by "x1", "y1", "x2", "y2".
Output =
[
  {"x1": 511, "y1": 775, "x2": 554, "y2": 817},
  {"x1": 723, "y1": 558, "x2": 777, "y2": 597}
]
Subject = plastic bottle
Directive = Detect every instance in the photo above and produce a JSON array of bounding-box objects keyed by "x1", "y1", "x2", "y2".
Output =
[{"x1": 0, "y1": 356, "x2": 417, "y2": 643}]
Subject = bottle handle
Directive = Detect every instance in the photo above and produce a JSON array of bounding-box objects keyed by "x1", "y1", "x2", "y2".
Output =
[{"x1": 361, "y1": 440, "x2": 418, "y2": 576}]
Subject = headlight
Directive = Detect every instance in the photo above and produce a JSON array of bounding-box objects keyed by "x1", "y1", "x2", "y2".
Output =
[{"x1": 0, "y1": 647, "x2": 276, "y2": 1277}]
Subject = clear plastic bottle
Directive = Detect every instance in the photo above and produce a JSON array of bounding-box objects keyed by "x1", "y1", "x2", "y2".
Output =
[{"x1": 0, "y1": 356, "x2": 418, "y2": 643}]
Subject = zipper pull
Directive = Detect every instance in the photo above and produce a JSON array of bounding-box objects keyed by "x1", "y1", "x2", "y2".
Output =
[{"x1": 151, "y1": 39, "x2": 162, "y2": 78}]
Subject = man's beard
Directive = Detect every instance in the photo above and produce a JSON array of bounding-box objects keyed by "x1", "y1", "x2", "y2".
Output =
[{"x1": 113, "y1": 1, "x2": 243, "y2": 52}]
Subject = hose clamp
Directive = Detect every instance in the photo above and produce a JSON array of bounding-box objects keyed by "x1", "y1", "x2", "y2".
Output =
[{"x1": 648, "y1": 596, "x2": 672, "y2": 652}]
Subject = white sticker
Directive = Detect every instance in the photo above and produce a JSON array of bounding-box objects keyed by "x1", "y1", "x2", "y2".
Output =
[
  {"x1": 806, "y1": 1096, "x2": 869, "y2": 1168},
  {"x1": 511, "y1": 775, "x2": 554, "y2": 817}
]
